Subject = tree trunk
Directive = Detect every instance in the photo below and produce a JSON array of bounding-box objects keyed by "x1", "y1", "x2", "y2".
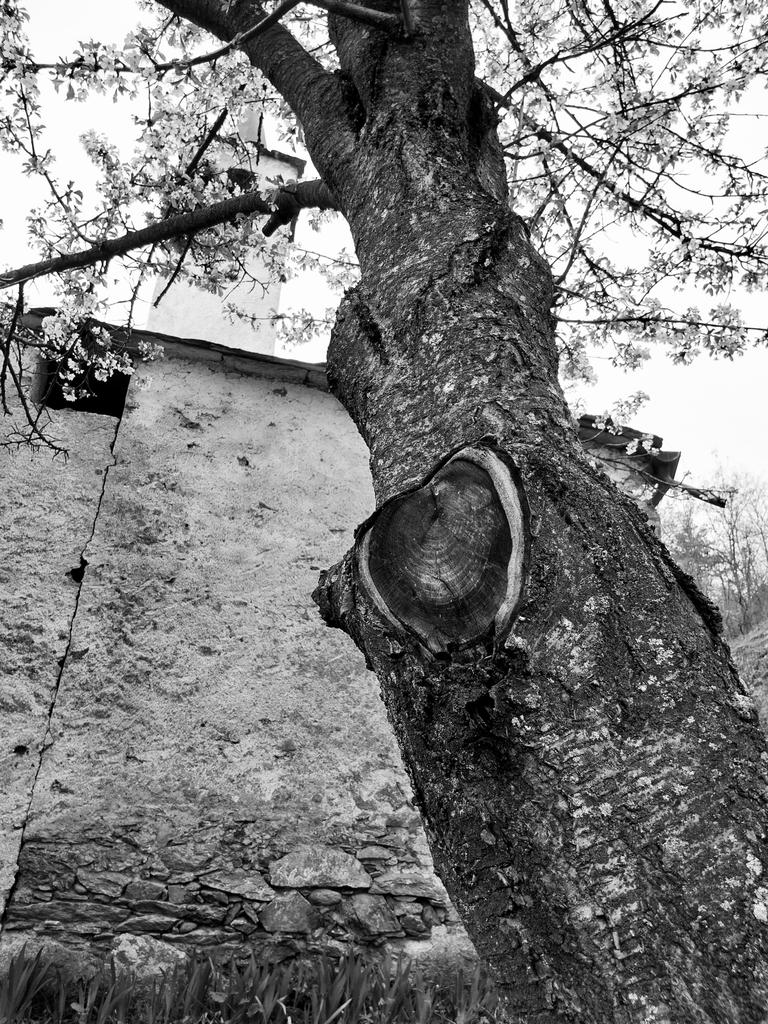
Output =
[
  {"x1": 162, "y1": 3, "x2": 768, "y2": 1019},
  {"x1": 308, "y1": 11, "x2": 768, "y2": 1024},
  {"x1": 319, "y1": 208, "x2": 768, "y2": 1019}
]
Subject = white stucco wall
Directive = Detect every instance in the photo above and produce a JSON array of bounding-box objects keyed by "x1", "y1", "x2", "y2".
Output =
[
  {"x1": 0, "y1": 341, "x2": 474, "y2": 974},
  {"x1": 0, "y1": 395, "x2": 118, "y2": 921},
  {"x1": 145, "y1": 149, "x2": 300, "y2": 356}
]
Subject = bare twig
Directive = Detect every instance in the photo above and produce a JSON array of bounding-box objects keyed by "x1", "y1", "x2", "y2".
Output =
[
  {"x1": 2, "y1": 337, "x2": 65, "y2": 455},
  {"x1": 152, "y1": 234, "x2": 195, "y2": 307},
  {"x1": 183, "y1": 107, "x2": 230, "y2": 178},
  {"x1": 0, "y1": 286, "x2": 24, "y2": 414},
  {"x1": 554, "y1": 144, "x2": 621, "y2": 285}
]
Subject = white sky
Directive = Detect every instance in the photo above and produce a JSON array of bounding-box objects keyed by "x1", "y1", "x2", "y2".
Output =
[{"x1": 1, "y1": 1, "x2": 767, "y2": 492}]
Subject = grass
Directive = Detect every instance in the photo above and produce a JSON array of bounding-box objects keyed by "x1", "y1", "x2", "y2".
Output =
[{"x1": 0, "y1": 947, "x2": 499, "y2": 1024}]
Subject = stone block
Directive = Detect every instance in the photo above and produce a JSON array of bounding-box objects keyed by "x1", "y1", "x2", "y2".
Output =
[
  {"x1": 124, "y1": 880, "x2": 168, "y2": 901},
  {"x1": 159, "y1": 841, "x2": 219, "y2": 876},
  {"x1": 166, "y1": 885, "x2": 189, "y2": 904},
  {"x1": 389, "y1": 897, "x2": 418, "y2": 916},
  {"x1": 76, "y1": 870, "x2": 128, "y2": 898},
  {"x1": 269, "y1": 847, "x2": 371, "y2": 889},
  {"x1": 421, "y1": 903, "x2": 443, "y2": 927},
  {"x1": 129, "y1": 900, "x2": 183, "y2": 918},
  {"x1": 115, "y1": 914, "x2": 176, "y2": 935},
  {"x1": 356, "y1": 845, "x2": 396, "y2": 861},
  {"x1": 345, "y1": 894, "x2": 402, "y2": 938},
  {"x1": 241, "y1": 903, "x2": 262, "y2": 924},
  {"x1": 111, "y1": 935, "x2": 187, "y2": 980},
  {"x1": 370, "y1": 870, "x2": 448, "y2": 904},
  {"x1": 201, "y1": 867, "x2": 275, "y2": 901},
  {"x1": 307, "y1": 889, "x2": 342, "y2": 906},
  {"x1": 401, "y1": 914, "x2": 428, "y2": 936},
  {"x1": 230, "y1": 916, "x2": 259, "y2": 935},
  {"x1": 11, "y1": 899, "x2": 127, "y2": 927},
  {"x1": 259, "y1": 892, "x2": 318, "y2": 933},
  {"x1": 168, "y1": 926, "x2": 239, "y2": 946},
  {"x1": 186, "y1": 903, "x2": 229, "y2": 925}
]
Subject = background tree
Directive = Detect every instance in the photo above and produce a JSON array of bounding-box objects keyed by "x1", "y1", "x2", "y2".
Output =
[
  {"x1": 3, "y1": 2, "x2": 768, "y2": 1021},
  {"x1": 665, "y1": 473, "x2": 768, "y2": 637},
  {"x1": 664, "y1": 477, "x2": 768, "y2": 740}
]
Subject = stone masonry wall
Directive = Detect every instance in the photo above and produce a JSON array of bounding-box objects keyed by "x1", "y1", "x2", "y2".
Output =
[{"x1": 0, "y1": 341, "x2": 474, "y2": 976}]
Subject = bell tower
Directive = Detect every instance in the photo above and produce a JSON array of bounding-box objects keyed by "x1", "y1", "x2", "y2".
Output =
[{"x1": 144, "y1": 112, "x2": 305, "y2": 355}]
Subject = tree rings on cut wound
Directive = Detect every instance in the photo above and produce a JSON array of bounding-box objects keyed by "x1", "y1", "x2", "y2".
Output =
[{"x1": 357, "y1": 445, "x2": 529, "y2": 654}]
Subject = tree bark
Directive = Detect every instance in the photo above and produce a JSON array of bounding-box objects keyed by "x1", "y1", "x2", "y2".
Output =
[{"x1": 162, "y1": 2, "x2": 768, "y2": 1019}]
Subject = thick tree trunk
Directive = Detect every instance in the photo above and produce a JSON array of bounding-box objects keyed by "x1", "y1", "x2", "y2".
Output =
[
  {"x1": 320, "y1": 225, "x2": 768, "y2": 1020},
  {"x1": 308, "y1": 10, "x2": 768, "y2": 1024},
  {"x1": 159, "y1": 2, "x2": 768, "y2": 1019},
  {"x1": 319, "y1": 282, "x2": 768, "y2": 1021}
]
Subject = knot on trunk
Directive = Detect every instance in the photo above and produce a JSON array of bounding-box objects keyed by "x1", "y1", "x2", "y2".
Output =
[
  {"x1": 313, "y1": 558, "x2": 354, "y2": 631},
  {"x1": 357, "y1": 443, "x2": 530, "y2": 655}
]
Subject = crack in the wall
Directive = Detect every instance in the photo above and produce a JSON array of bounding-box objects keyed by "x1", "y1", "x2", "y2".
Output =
[{"x1": 0, "y1": 413, "x2": 123, "y2": 936}]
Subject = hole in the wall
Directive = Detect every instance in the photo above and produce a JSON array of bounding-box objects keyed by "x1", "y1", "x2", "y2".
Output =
[
  {"x1": 68, "y1": 556, "x2": 88, "y2": 583},
  {"x1": 33, "y1": 357, "x2": 130, "y2": 418},
  {"x1": 13, "y1": 744, "x2": 29, "y2": 756}
]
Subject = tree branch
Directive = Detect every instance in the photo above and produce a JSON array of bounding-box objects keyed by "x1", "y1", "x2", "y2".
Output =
[
  {"x1": 519, "y1": 109, "x2": 765, "y2": 265},
  {"x1": 262, "y1": 179, "x2": 337, "y2": 236},
  {"x1": 310, "y1": 1, "x2": 401, "y2": 30},
  {"x1": 155, "y1": 0, "x2": 356, "y2": 177},
  {"x1": 159, "y1": 0, "x2": 400, "y2": 72},
  {"x1": 487, "y1": 0, "x2": 666, "y2": 106},
  {"x1": 156, "y1": 0, "x2": 303, "y2": 69},
  {"x1": 5, "y1": 0, "x2": 400, "y2": 77},
  {"x1": 0, "y1": 180, "x2": 338, "y2": 290},
  {"x1": 558, "y1": 313, "x2": 768, "y2": 334},
  {"x1": 182, "y1": 107, "x2": 230, "y2": 177}
]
